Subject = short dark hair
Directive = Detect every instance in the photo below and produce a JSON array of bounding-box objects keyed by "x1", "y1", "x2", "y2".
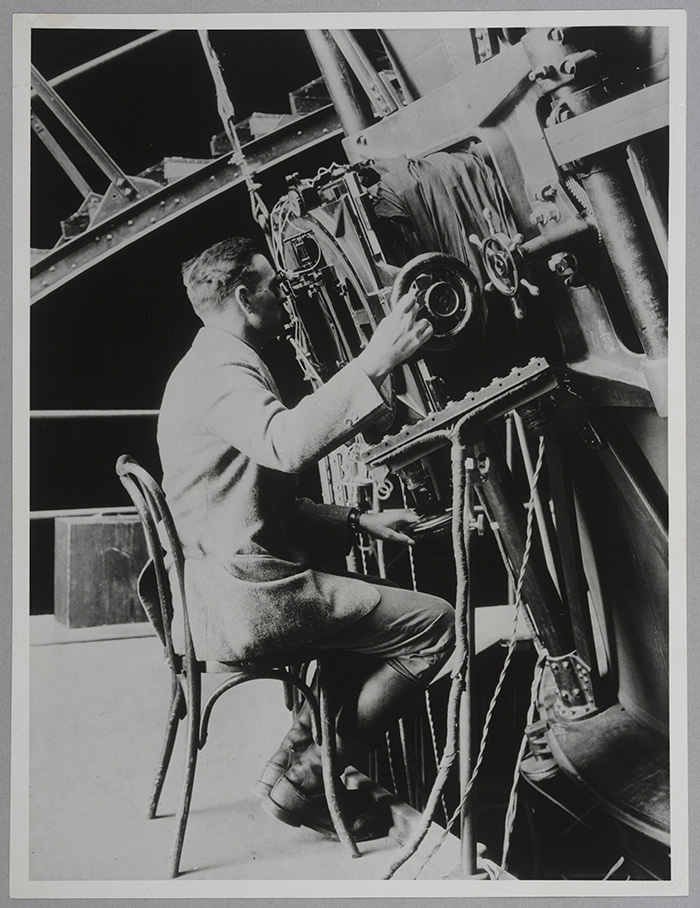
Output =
[{"x1": 181, "y1": 237, "x2": 264, "y2": 318}]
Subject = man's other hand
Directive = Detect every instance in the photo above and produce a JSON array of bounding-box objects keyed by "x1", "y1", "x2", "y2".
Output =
[
  {"x1": 359, "y1": 509, "x2": 420, "y2": 546},
  {"x1": 356, "y1": 287, "x2": 433, "y2": 388}
]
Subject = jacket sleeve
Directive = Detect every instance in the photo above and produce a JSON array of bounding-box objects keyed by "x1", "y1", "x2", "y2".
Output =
[
  {"x1": 293, "y1": 497, "x2": 353, "y2": 561},
  {"x1": 202, "y1": 359, "x2": 391, "y2": 473}
]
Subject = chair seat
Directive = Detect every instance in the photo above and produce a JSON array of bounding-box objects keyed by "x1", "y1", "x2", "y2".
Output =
[
  {"x1": 200, "y1": 649, "x2": 321, "y2": 674},
  {"x1": 115, "y1": 454, "x2": 360, "y2": 876}
]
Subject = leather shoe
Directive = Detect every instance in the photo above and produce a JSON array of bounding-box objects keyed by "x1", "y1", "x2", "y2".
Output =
[
  {"x1": 263, "y1": 774, "x2": 390, "y2": 841},
  {"x1": 253, "y1": 744, "x2": 296, "y2": 799}
]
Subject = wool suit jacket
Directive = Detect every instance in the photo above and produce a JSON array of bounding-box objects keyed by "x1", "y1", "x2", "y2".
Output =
[{"x1": 157, "y1": 326, "x2": 392, "y2": 661}]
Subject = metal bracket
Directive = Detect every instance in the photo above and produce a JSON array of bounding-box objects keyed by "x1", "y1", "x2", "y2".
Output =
[{"x1": 547, "y1": 651, "x2": 597, "y2": 719}]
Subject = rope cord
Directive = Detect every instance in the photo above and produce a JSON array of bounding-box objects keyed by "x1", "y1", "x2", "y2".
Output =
[
  {"x1": 399, "y1": 462, "x2": 448, "y2": 821},
  {"x1": 381, "y1": 429, "x2": 470, "y2": 879},
  {"x1": 424, "y1": 686, "x2": 450, "y2": 824},
  {"x1": 197, "y1": 31, "x2": 249, "y2": 178},
  {"x1": 398, "y1": 478, "x2": 418, "y2": 592},
  {"x1": 392, "y1": 434, "x2": 546, "y2": 880},
  {"x1": 477, "y1": 488, "x2": 545, "y2": 654},
  {"x1": 385, "y1": 729, "x2": 399, "y2": 795},
  {"x1": 500, "y1": 654, "x2": 546, "y2": 869}
]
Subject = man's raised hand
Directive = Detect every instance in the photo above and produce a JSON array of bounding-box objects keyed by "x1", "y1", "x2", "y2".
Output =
[{"x1": 356, "y1": 286, "x2": 433, "y2": 387}]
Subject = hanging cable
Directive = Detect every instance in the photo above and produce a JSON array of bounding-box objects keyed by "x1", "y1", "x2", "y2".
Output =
[
  {"x1": 385, "y1": 729, "x2": 399, "y2": 795},
  {"x1": 382, "y1": 426, "x2": 470, "y2": 879},
  {"x1": 197, "y1": 29, "x2": 272, "y2": 238},
  {"x1": 387, "y1": 433, "x2": 546, "y2": 879},
  {"x1": 500, "y1": 653, "x2": 546, "y2": 870}
]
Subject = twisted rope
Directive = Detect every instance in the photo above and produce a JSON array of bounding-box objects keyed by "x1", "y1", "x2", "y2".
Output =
[{"x1": 386, "y1": 433, "x2": 546, "y2": 879}]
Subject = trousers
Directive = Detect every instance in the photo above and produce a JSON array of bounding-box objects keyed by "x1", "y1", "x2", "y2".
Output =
[{"x1": 305, "y1": 579, "x2": 455, "y2": 685}]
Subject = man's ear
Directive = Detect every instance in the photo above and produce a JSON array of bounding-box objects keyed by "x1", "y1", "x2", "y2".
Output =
[{"x1": 234, "y1": 283, "x2": 251, "y2": 312}]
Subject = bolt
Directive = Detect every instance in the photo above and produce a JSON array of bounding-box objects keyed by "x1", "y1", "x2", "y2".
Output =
[
  {"x1": 561, "y1": 49, "x2": 598, "y2": 77},
  {"x1": 548, "y1": 27, "x2": 565, "y2": 43},
  {"x1": 529, "y1": 65, "x2": 556, "y2": 82},
  {"x1": 106, "y1": 234, "x2": 113, "y2": 241},
  {"x1": 529, "y1": 208, "x2": 548, "y2": 227},
  {"x1": 548, "y1": 252, "x2": 578, "y2": 274}
]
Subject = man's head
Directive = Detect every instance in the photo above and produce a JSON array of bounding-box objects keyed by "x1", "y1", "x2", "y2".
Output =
[{"x1": 182, "y1": 237, "x2": 286, "y2": 346}]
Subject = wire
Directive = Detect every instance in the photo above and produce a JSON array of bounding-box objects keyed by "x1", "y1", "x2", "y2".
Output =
[
  {"x1": 398, "y1": 478, "x2": 418, "y2": 592},
  {"x1": 397, "y1": 435, "x2": 546, "y2": 880},
  {"x1": 500, "y1": 655, "x2": 546, "y2": 869},
  {"x1": 518, "y1": 773, "x2": 664, "y2": 881},
  {"x1": 381, "y1": 435, "x2": 470, "y2": 879}
]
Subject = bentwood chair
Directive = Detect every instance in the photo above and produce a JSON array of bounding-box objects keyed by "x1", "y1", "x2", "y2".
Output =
[{"x1": 115, "y1": 454, "x2": 360, "y2": 877}]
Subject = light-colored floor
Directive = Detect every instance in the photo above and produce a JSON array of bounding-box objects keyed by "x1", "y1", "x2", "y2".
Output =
[{"x1": 29, "y1": 614, "x2": 497, "y2": 882}]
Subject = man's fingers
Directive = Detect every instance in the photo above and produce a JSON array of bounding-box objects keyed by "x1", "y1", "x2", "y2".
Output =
[
  {"x1": 390, "y1": 531, "x2": 415, "y2": 546},
  {"x1": 396, "y1": 284, "x2": 419, "y2": 313}
]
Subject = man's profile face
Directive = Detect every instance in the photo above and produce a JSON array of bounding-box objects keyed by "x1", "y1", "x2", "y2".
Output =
[{"x1": 244, "y1": 254, "x2": 287, "y2": 342}]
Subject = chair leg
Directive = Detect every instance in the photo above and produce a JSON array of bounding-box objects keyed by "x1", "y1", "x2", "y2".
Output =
[
  {"x1": 168, "y1": 668, "x2": 201, "y2": 878},
  {"x1": 318, "y1": 663, "x2": 360, "y2": 859},
  {"x1": 148, "y1": 675, "x2": 186, "y2": 819}
]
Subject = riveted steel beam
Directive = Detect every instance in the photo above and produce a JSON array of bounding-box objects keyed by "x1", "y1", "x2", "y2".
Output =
[{"x1": 31, "y1": 105, "x2": 342, "y2": 303}]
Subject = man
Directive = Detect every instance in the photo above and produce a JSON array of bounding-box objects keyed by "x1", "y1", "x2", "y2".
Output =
[{"x1": 158, "y1": 236, "x2": 455, "y2": 839}]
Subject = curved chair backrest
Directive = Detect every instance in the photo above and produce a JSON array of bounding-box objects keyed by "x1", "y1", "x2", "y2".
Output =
[{"x1": 116, "y1": 454, "x2": 193, "y2": 673}]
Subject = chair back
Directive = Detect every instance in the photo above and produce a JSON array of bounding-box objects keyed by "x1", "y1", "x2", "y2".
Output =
[{"x1": 116, "y1": 454, "x2": 194, "y2": 673}]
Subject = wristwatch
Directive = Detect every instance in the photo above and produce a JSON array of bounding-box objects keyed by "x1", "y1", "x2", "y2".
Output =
[{"x1": 347, "y1": 504, "x2": 369, "y2": 540}]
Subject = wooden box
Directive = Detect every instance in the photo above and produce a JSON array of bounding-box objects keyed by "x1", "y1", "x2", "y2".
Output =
[{"x1": 54, "y1": 515, "x2": 148, "y2": 627}]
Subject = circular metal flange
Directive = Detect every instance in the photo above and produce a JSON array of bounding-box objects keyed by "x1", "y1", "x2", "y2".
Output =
[{"x1": 390, "y1": 252, "x2": 482, "y2": 352}]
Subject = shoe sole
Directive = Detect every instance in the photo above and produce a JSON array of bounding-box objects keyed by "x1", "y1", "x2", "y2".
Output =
[
  {"x1": 262, "y1": 792, "x2": 337, "y2": 837},
  {"x1": 262, "y1": 794, "x2": 388, "y2": 842}
]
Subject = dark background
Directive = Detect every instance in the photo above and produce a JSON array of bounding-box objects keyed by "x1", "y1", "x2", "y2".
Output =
[{"x1": 30, "y1": 28, "x2": 509, "y2": 614}]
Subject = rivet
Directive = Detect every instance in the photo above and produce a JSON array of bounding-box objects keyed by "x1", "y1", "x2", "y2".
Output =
[{"x1": 127, "y1": 220, "x2": 134, "y2": 226}]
